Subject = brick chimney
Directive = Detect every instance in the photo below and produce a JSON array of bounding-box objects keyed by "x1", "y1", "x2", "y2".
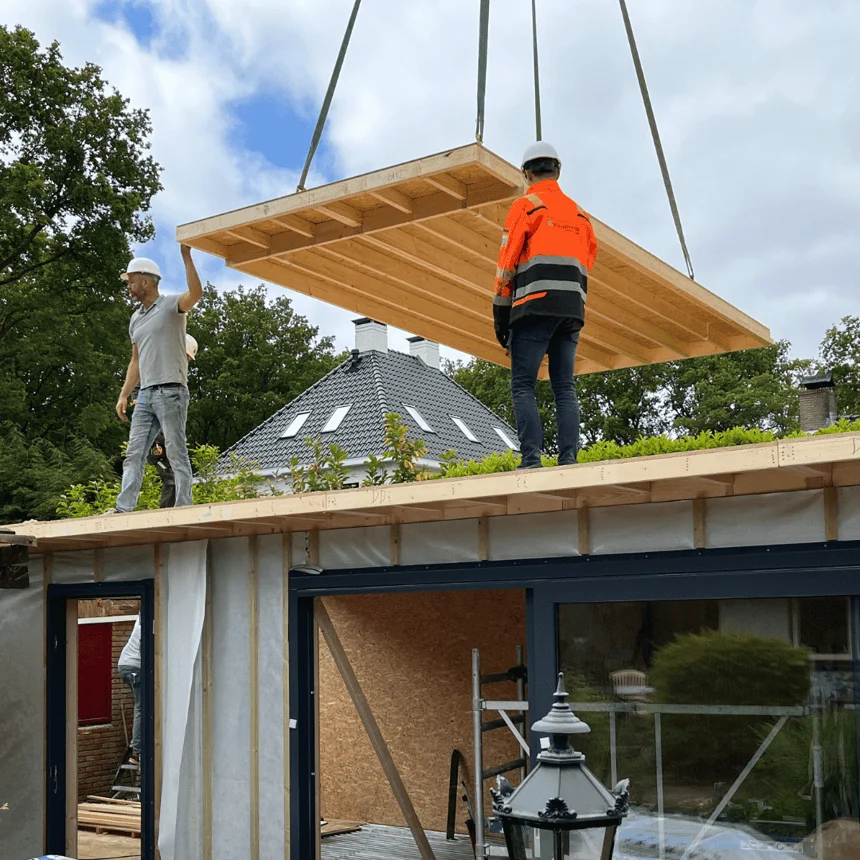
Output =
[
  {"x1": 353, "y1": 318, "x2": 388, "y2": 353},
  {"x1": 407, "y1": 336, "x2": 440, "y2": 370},
  {"x1": 798, "y1": 373, "x2": 837, "y2": 432}
]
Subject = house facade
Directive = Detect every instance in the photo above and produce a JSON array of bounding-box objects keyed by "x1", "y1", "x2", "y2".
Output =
[{"x1": 219, "y1": 318, "x2": 519, "y2": 489}]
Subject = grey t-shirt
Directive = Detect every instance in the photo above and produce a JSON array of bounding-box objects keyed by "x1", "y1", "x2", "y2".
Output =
[{"x1": 129, "y1": 293, "x2": 188, "y2": 388}]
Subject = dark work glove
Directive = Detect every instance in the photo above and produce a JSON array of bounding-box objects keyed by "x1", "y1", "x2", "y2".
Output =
[{"x1": 496, "y1": 328, "x2": 510, "y2": 349}]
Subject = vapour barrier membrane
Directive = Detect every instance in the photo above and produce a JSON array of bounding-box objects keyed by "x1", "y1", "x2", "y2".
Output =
[
  {"x1": 400, "y1": 519, "x2": 480, "y2": 566},
  {"x1": 210, "y1": 537, "x2": 252, "y2": 860},
  {"x1": 591, "y1": 500, "x2": 695, "y2": 555},
  {"x1": 319, "y1": 525, "x2": 389, "y2": 569},
  {"x1": 0, "y1": 557, "x2": 44, "y2": 860},
  {"x1": 157, "y1": 539, "x2": 207, "y2": 860},
  {"x1": 256, "y1": 534, "x2": 287, "y2": 858},
  {"x1": 488, "y1": 510, "x2": 579, "y2": 560},
  {"x1": 705, "y1": 489, "x2": 824, "y2": 547}
]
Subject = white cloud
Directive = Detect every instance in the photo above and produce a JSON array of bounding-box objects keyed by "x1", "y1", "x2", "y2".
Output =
[{"x1": 3, "y1": 0, "x2": 858, "y2": 367}]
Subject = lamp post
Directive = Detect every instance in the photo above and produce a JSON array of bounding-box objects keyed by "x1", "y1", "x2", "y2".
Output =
[{"x1": 492, "y1": 674, "x2": 629, "y2": 860}]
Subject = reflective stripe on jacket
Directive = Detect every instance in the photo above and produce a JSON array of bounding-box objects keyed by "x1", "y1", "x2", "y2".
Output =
[{"x1": 493, "y1": 179, "x2": 598, "y2": 339}]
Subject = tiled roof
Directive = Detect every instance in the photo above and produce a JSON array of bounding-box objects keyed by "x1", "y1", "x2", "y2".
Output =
[{"x1": 218, "y1": 349, "x2": 518, "y2": 472}]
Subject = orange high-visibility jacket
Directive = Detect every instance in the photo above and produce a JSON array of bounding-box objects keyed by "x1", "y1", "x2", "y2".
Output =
[{"x1": 493, "y1": 179, "x2": 598, "y2": 345}]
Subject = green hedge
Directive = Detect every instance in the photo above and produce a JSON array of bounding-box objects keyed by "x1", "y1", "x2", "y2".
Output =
[{"x1": 437, "y1": 419, "x2": 860, "y2": 477}]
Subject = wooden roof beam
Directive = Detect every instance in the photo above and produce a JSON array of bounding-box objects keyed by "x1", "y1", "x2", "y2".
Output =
[
  {"x1": 270, "y1": 215, "x2": 316, "y2": 238},
  {"x1": 370, "y1": 187, "x2": 414, "y2": 214},
  {"x1": 225, "y1": 225, "x2": 271, "y2": 249},
  {"x1": 225, "y1": 183, "x2": 516, "y2": 268},
  {"x1": 425, "y1": 172, "x2": 467, "y2": 200},
  {"x1": 313, "y1": 201, "x2": 363, "y2": 228}
]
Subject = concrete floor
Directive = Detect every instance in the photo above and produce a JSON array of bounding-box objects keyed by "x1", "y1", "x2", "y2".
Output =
[{"x1": 77, "y1": 830, "x2": 141, "y2": 860}]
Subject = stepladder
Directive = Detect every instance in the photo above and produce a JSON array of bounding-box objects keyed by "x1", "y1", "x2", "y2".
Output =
[{"x1": 472, "y1": 646, "x2": 530, "y2": 859}]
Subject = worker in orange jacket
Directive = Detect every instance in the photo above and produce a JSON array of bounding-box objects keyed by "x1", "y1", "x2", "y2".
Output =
[{"x1": 493, "y1": 142, "x2": 598, "y2": 469}]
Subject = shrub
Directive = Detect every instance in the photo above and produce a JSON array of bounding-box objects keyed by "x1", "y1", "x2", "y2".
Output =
[{"x1": 649, "y1": 630, "x2": 811, "y2": 781}]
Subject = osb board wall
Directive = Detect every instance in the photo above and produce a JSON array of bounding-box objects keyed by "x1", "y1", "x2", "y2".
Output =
[{"x1": 319, "y1": 589, "x2": 526, "y2": 834}]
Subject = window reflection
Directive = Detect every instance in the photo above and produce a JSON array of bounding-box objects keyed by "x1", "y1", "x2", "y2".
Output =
[{"x1": 558, "y1": 597, "x2": 859, "y2": 859}]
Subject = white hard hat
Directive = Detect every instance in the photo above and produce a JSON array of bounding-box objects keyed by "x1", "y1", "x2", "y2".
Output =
[
  {"x1": 521, "y1": 141, "x2": 561, "y2": 170},
  {"x1": 121, "y1": 257, "x2": 162, "y2": 281},
  {"x1": 185, "y1": 334, "x2": 198, "y2": 361}
]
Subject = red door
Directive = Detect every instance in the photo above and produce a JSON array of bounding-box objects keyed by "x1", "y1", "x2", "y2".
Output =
[{"x1": 78, "y1": 623, "x2": 112, "y2": 725}]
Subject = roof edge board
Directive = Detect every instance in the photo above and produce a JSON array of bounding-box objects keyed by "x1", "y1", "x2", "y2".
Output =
[
  {"x1": 11, "y1": 432, "x2": 860, "y2": 549},
  {"x1": 176, "y1": 143, "x2": 490, "y2": 242}
]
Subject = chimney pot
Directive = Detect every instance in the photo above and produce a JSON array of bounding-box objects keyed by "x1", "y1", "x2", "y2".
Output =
[
  {"x1": 353, "y1": 318, "x2": 388, "y2": 353},
  {"x1": 407, "y1": 336, "x2": 440, "y2": 370},
  {"x1": 798, "y1": 373, "x2": 837, "y2": 432}
]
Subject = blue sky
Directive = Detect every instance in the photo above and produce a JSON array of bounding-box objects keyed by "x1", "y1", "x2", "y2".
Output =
[{"x1": 2, "y1": 0, "x2": 858, "y2": 363}]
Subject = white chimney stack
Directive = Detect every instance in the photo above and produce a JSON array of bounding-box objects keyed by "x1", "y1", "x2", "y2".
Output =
[
  {"x1": 353, "y1": 318, "x2": 388, "y2": 353},
  {"x1": 407, "y1": 336, "x2": 440, "y2": 370}
]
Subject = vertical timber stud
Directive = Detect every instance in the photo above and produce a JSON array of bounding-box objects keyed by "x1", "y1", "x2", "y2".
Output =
[
  {"x1": 65, "y1": 600, "x2": 78, "y2": 858},
  {"x1": 577, "y1": 507, "x2": 591, "y2": 555},
  {"x1": 153, "y1": 544, "x2": 165, "y2": 859},
  {"x1": 282, "y1": 533, "x2": 291, "y2": 857},
  {"x1": 317, "y1": 601, "x2": 438, "y2": 860},
  {"x1": 202, "y1": 545, "x2": 214, "y2": 860},
  {"x1": 692, "y1": 499, "x2": 706, "y2": 549},
  {"x1": 249, "y1": 536, "x2": 260, "y2": 860},
  {"x1": 824, "y1": 486, "x2": 839, "y2": 542},
  {"x1": 308, "y1": 530, "x2": 320, "y2": 567}
]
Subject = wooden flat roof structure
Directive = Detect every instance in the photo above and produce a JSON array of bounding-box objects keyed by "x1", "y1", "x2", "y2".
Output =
[
  {"x1": 177, "y1": 144, "x2": 771, "y2": 377},
  {"x1": 14, "y1": 432, "x2": 860, "y2": 552}
]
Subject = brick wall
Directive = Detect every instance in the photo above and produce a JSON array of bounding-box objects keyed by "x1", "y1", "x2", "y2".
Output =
[{"x1": 77, "y1": 619, "x2": 138, "y2": 800}]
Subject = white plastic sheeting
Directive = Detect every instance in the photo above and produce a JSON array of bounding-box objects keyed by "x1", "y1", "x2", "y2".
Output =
[
  {"x1": 158, "y1": 539, "x2": 207, "y2": 860},
  {"x1": 837, "y1": 486, "x2": 860, "y2": 540},
  {"x1": 210, "y1": 537, "x2": 252, "y2": 860},
  {"x1": 400, "y1": 519, "x2": 480, "y2": 566},
  {"x1": 102, "y1": 544, "x2": 155, "y2": 581},
  {"x1": 705, "y1": 490, "x2": 825, "y2": 547},
  {"x1": 0, "y1": 556, "x2": 45, "y2": 860},
  {"x1": 591, "y1": 501, "x2": 694, "y2": 555},
  {"x1": 51, "y1": 549, "x2": 95, "y2": 583},
  {"x1": 488, "y1": 510, "x2": 579, "y2": 561},
  {"x1": 256, "y1": 535, "x2": 287, "y2": 859},
  {"x1": 319, "y1": 525, "x2": 389, "y2": 569}
]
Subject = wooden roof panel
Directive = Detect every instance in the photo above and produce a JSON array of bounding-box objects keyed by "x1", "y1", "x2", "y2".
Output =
[{"x1": 177, "y1": 143, "x2": 771, "y2": 375}]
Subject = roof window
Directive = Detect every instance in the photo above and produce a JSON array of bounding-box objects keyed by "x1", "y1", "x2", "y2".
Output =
[
  {"x1": 451, "y1": 416, "x2": 479, "y2": 442},
  {"x1": 322, "y1": 405, "x2": 351, "y2": 433},
  {"x1": 494, "y1": 427, "x2": 518, "y2": 450},
  {"x1": 404, "y1": 405, "x2": 435, "y2": 433},
  {"x1": 281, "y1": 412, "x2": 311, "y2": 439}
]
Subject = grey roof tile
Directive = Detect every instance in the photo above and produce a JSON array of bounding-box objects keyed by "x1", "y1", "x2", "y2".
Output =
[{"x1": 218, "y1": 349, "x2": 518, "y2": 472}]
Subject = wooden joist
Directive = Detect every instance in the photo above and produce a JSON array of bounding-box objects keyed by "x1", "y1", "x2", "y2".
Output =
[
  {"x1": 177, "y1": 143, "x2": 771, "y2": 378},
  {"x1": 8, "y1": 432, "x2": 860, "y2": 552}
]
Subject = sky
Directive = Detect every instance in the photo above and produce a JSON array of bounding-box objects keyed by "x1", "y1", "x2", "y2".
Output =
[{"x1": 1, "y1": 0, "x2": 857, "y2": 364}]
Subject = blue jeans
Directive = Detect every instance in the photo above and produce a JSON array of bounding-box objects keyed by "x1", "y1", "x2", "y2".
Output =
[
  {"x1": 510, "y1": 317, "x2": 581, "y2": 468},
  {"x1": 116, "y1": 385, "x2": 193, "y2": 512},
  {"x1": 118, "y1": 664, "x2": 142, "y2": 753}
]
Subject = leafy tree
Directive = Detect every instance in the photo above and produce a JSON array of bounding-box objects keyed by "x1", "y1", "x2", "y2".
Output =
[
  {"x1": 817, "y1": 316, "x2": 860, "y2": 418},
  {"x1": 0, "y1": 26, "x2": 162, "y2": 523},
  {"x1": 577, "y1": 365, "x2": 670, "y2": 445},
  {"x1": 663, "y1": 341, "x2": 806, "y2": 436},
  {"x1": 0, "y1": 423, "x2": 114, "y2": 523},
  {"x1": 187, "y1": 285, "x2": 345, "y2": 451},
  {"x1": 0, "y1": 26, "x2": 161, "y2": 291}
]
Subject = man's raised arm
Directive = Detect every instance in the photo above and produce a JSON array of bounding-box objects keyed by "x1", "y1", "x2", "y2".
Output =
[{"x1": 177, "y1": 245, "x2": 203, "y2": 313}]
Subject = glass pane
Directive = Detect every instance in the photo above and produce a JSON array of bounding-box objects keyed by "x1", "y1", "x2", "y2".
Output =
[{"x1": 558, "y1": 597, "x2": 860, "y2": 859}]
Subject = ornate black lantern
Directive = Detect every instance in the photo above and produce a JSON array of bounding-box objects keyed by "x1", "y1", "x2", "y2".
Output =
[{"x1": 491, "y1": 674, "x2": 629, "y2": 859}]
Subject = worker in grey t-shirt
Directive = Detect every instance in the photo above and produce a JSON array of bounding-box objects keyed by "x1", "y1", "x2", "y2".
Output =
[{"x1": 109, "y1": 245, "x2": 203, "y2": 513}]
